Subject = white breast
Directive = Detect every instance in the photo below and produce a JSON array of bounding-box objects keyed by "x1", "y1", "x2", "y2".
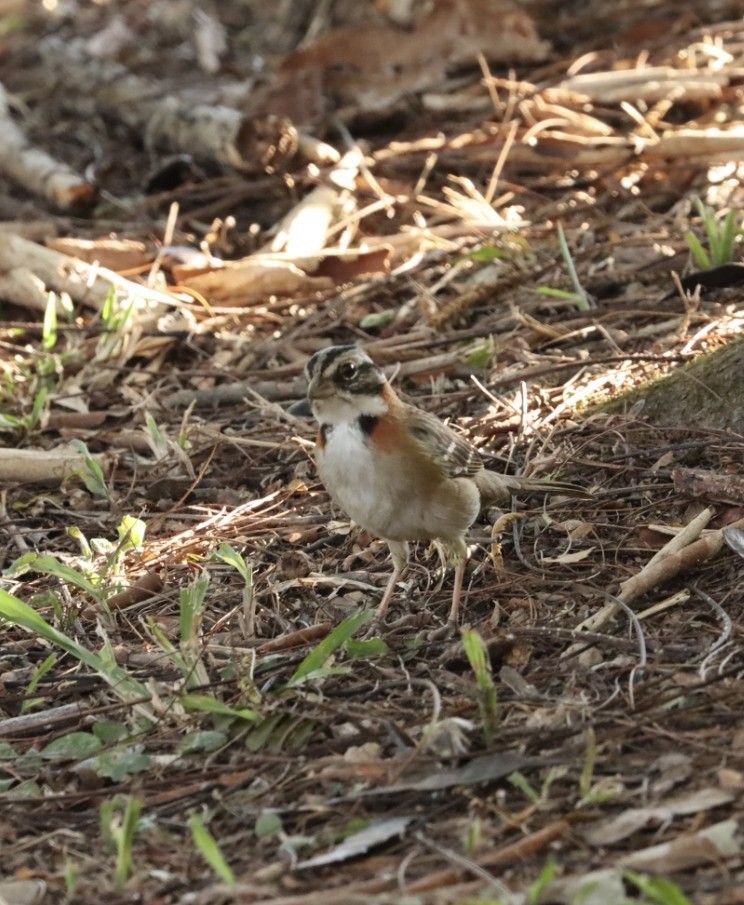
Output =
[
  {"x1": 317, "y1": 421, "x2": 383, "y2": 532},
  {"x1": 317, "y1": 419, "x2": 475, "y2": 544}
]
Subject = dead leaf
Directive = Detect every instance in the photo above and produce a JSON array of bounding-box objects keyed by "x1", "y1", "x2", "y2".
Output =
[
  {"x1": 181, "y1": 259, "x2": 334, "y2": 303},
  {"x1": 295, "y1": 816, "x2": 413, "y2": 869},
  {"x1": 0, "y1": 879, "x2": 47, "y2": 905},
  {"x1": 618, "y1": 818, "x2": 741, "y2": 872},
  {"x1": 544, "y1": 867, "x2": 626, "y2": 905},
  {"x1": 584, "y1": 788, "x2": 735, "y2": 846},
  {"x1": 260, "y1": 0, "x2": 548, "y2": 123},
  {"x1": 363, "y1": 752, "x2": 539, "y2": 796}
]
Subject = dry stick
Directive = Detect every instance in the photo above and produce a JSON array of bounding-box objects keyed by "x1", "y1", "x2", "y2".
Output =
[
  {"x1": 0, "y1": 234, "x2": 186, "y2": 314},
  {"x1": 405, "y1": 819, "x2": 571, "y2": 893},
  {"x1": 558, "y1": 66, "x2": 727, "y2": 104},
  {"x1": 413, "y1": 832, "x2": 516, "y2": 903},
  {"x1": 575, "y1": 506, "x2": 713, "y2": 633},
  {"x1": 0, "y1": 703, "x2": 90, "y2": 737},
  {"x1": 0, "y1": 447, "x2": 115, "y2": 485},
  {"x1": 0, "y1": 489, "x2": 30, "y2": 556},
  {"x1": 574, "y1": 506, "x2": 741, "y2": 638},
  {"x1": 257, "y1": 623, "x2": 333, "y2": 654},
  {"x1": 99, "y1": 571, "x2": 164, "y2": 613},
  {"x1": 244, "y1": 822, "x2": 570, "y2": 905},
  {"x1": 479, "y1": 75, "x2": 518, "y2": 203},
  {"x1": 0, "y1": 83, "x2": 93, "y2": 208}
]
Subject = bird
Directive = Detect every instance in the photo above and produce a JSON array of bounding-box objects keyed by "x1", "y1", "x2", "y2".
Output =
[{"x1": 295, "y1": 344, "x2": 586, "y2": 624}]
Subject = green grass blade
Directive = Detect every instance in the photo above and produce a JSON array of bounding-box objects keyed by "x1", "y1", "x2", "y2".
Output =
[
  {"x1": 557, "y1": 222, "x2": 591, "y2": 311},
  {"x1": 719, "y1": 210, "x2": 738, "y2": 264},
  {"x1": 0, "y1": 587, "x2": 151, "y2": 711},
  {"x1": 462, "y1": 628, "x2": 498, "y2": 741},
  {"x1": 704, "y1": 207, "x2": 722, "y2": 265},
  {"x1": 288, "y1": 610, "x2": 374, "y2": 686},
  {"x1": 8, "y1": 552, "x2": 101, "y2": 598},
  {"x1": 180, "y1": 694, "x2": 261, "y2": 721},
  {"x1": 624, "y1": 870, "x2": 691, "y2": 905},
  {"x1": 684, "y1": 230, "x2": 710, "y2": 269},
  {"x1": 42, "y1": 292, "x2": 58, "y2": 351},
  {"x1": 189, "y1": 813, "x2": 235, "y2": 886}
]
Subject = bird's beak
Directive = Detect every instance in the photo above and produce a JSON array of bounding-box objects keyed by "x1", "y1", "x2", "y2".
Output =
[
  {"x1": 306, "y1": 373, "x2": 336, "y2": 402},
  {"x1": 288, "y1": 397, "x2": 313, "y2": 417}
]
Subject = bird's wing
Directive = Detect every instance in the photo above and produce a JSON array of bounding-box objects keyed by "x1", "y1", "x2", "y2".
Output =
[{"x1": 404, "y1": 406, "x2": 483, "y2": 480}]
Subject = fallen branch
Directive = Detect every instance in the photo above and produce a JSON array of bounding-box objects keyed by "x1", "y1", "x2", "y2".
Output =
[
  {"x1": 0, "y1": 447, "x2": 114, "y2": 484},
  {"x1": 575, "y1": 507, "x2": 744, "y2": 636},
  {"x1": 0, "y1": 234, "x2": 185, "y2": 313},
  {"x1": 0, "y1": 82, "x2": 94, "y2": 208}
]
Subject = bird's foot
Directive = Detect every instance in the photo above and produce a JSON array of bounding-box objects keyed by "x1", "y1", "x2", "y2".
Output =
[
  {"x1": 363, "y1": 611, "x2": 430, "y2": 639},
  {"x1": 425, "y1": 618, "x2": 460, "y2": 642}
]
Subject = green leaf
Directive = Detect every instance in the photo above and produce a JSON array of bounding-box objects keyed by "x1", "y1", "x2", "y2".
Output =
[
  {"x1": 359, "y1": 310, "x2": 396, "y2": 330},
  {"x1": 92, "y1": 720, "x2": 129, "y2": 743},
  {"x1": 28, "y1": 385, "x2": 48, "y2": 429},
  {"x1": 144, "y1": 412, "x2": 169, "y2": 460},
  {"x1": 462, "y1": 628, "x2": 498, "y2": 741},
  {"x1": 92, "y1": 749, "x2": 151, "y2": 782},
  {"x1": 69, "y1": 439, "x2": 109, "y2": 497},
  {"x1": 117, "y1": 515, "x2": 146, "y2": 550},
  {"x1": 189, "y1": 813, "x2": 235, "y2": 886},
  {"x1": 180, "y1": 694, "x2": 260, "y2": 721},
  {"x1": 41, "y1": 732, "x2": 102, "y2": 760},
  {"x1": 17, "y1": 553, "x2": 100, "y2": 598},
  {"x1": 0, "y1": 412, "x2": 23, "y2": 430},
  {"x1": 255, "y1": 812, "x2": 283, "y2": 839},
  {"x1": 68, "y1": 526, "x2": 93, "y2": 558},
  {"x1": 625, "y1": 870, "x2": 691, "y2": 905},
  {"x1": 101, "y1": 794, "x2": 143, "y2": 890},
  {"x1": 465, "y1": 336, "x2": 494, "y2": 369},
  {"x1": 25, "y1": 652, "x2": 56, "y2": 694},
  {"x1": 0, "y1": 741, "x2": 17, "y2": 761},
  {"x1": 1, "y1": 779, "x2": 42, "y2": 798},
  {"x1": 345, "y1": 637, "x2": 390, "y2": 658},
  {"x1": 180, "y1": 570, "x2": 210, "y2": 642},
  {"x1": 288, "y1": 610, "x2": 374, "y2": 686},
  {"x1": 463, "y1": 245, "x2": 507, "y2": 262},
  {"x1": 179, "y1": 730, "x2": 228, "y2": 754},
  {"x1": 213, "y1": 543, "x2": 251, "y2": 584},
  {"x1": 245, "y1": 712, "x2": 286, "y2": 753},
  {"x1": 720, "y1": 209, "x2": 739, "y2": 263},
  {"x1": 508, "y1": 771, "x2": 540, "y2": 803},
  {"x1": 289, "y1": 666, "x2": 351, "y2": 684}
]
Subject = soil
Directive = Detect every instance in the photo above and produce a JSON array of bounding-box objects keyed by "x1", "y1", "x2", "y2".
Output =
[{"x1": 1, "y1": 1, "x2": 744, "y2": 903}]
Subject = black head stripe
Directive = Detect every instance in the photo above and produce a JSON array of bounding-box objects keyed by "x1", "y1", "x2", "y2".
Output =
[{"x1": 306, "y1": 345, "x2": 357, "y2": 380}]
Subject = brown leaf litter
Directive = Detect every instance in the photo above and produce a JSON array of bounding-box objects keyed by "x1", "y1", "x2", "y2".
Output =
[{"x1": 1, "y1": 1, "x2": 744, "y2": 903}]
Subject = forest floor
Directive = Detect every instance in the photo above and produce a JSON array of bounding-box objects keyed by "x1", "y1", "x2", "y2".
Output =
[{"x1": 1, "y1": 1, "x2": 744, "y2": 903}]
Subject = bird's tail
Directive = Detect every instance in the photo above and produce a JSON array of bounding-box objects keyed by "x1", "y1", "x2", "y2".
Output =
[{"x1": 474, "y1": 469, "x2": 589, "y2": 508}]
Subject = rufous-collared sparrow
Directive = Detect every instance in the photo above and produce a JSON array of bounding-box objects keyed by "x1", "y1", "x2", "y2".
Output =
[{"x1": 295, "y1": 345, "x2": 585, "y2": 623}]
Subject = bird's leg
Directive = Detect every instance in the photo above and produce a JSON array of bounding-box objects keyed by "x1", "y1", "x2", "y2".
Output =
[
  {"x1": 448, "y1": 561, "x2": 465, "y2": 624},
  {"x1": 446, "y1": 537, "x2": 470, "y2": 625},
  {"x1": 376, "y1": 540, "x2": 409, "y2": 620}
]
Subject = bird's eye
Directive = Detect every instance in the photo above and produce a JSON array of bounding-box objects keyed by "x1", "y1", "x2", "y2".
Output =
[{"x1": 337, "y1": 361, "x2": 357, "y2": 381}]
